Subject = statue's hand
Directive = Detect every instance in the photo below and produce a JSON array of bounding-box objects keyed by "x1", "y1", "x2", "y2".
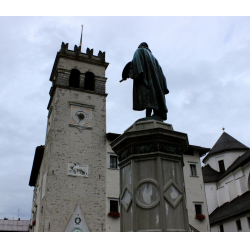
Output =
[{"x1": 121, "y1": 62, "x2": 132, "y2": 81}]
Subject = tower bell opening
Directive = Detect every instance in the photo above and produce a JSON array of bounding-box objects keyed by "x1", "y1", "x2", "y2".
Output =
[{"x1": 69, "y1": 68, "x2": 80, "y2": 88}]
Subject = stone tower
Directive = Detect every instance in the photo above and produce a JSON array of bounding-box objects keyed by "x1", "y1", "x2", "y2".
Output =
[{"x1": 29, "y1": 42, "x2": 109, "y2": 232}]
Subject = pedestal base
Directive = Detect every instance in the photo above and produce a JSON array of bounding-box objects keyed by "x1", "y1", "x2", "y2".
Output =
[{"x1": 111, "y1": 120, "x2": 190, "y2": 232}]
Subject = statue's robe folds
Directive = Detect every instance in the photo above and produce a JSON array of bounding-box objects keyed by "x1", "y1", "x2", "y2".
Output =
[{"x1": 129, "y1": 47, "x2": 169, "y2": 117}]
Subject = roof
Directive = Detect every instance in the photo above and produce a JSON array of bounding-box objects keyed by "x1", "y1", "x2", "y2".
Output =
[
  {"x1": 29, "y1": 145, "x2": 45, "y2": 186},
  {"x1": 106, "y1": 133, "x2": 121, "y2": 142},
  {"x1": 202, "y1": 164, "x2": 220, "y2": 183},
  {"x1": 184, "y1": 145, "x2": 210, "y2": 157},
  {"x1": 219, "y1": 149, "x2": 250, "y2": 180},
  {"x1": 0, "y1": 219, "x2": 29, "y2": 232},
  {"x1": 202, "y1": 149, "x2": 250, "y2": 183},
  {"x1": 203, "y1": 132, "x2": 248, "y2": 162},
  {"x1": 209, "y1": 190, "x2": 250, "y2": 226}
]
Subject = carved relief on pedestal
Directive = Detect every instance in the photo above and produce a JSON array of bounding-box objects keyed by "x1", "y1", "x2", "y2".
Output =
[
  {"x1": 69, "y1": 102, "x2": 94, "y2": 132},
  {"x1": 67, "y1": 163, "x2": 88, "y2": 177}
]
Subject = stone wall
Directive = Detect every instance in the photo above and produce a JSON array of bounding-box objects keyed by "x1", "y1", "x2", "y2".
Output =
[
  {"x1": 35, "y1": 86, "x2": 107, "y2": 232},
  {"x1": 55, "y1": 68, "x2": 106, "y2": 95}
]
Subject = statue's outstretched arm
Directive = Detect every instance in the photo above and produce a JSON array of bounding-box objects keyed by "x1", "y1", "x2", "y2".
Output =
[{"x1": 120, "y1": 62, "x2": 132, "y2": 82}]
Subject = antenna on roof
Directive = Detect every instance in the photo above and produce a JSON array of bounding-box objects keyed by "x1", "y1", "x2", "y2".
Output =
[{"x1": 79, "y1": 25, "x2": 84, "y2": 51}]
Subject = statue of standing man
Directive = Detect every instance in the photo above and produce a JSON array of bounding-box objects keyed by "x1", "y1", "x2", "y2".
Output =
[{"x1": 121, "y1": 42, "x2": 169, "y2": 121}]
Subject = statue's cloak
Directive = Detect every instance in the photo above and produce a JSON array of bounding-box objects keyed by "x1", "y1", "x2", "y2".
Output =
[{"x1": 130, "y1": 47, "x2": 169, "y2": 114}]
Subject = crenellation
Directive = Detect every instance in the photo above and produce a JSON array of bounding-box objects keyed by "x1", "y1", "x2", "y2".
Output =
[
  {"x1": 86, "y1": 48, "x2": 93, "y2": 59},
  {"x1": 59, "y1": 42, "x2": 107, "y2": 65}
]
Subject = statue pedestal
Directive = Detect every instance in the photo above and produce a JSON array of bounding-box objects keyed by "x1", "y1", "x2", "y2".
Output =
[{"x1": 111, "y1": 120, "x2": 190, "y2": 232}]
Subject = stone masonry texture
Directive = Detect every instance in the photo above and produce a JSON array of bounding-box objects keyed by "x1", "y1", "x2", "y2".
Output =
[
  {"x1": 38, "y1": 87, "x2": 107, "y2": 232},
  {"x1": 31, "y1": 47, "x2": 108, "y2": 232}
]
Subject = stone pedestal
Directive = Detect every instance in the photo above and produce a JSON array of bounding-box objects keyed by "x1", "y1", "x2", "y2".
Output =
[{"x1": 111, "y1": 120, "x2": 190, "y2": 232}]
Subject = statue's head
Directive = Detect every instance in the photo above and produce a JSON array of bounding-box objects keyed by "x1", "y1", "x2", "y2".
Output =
[{"x1": 138, "y1": 42, "x2": 151, "y2": 52}]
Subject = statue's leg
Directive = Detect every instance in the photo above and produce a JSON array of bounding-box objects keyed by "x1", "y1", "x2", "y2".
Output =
[
  {"x1": 153, "y1": 109, "x2": 167, "y2": 120},
  {"x1": 146, "y1": 108, "x2": 152, "y2": 117},
  {"x1": 153, "y1": 109, "x2": 161, "y2": 117}
]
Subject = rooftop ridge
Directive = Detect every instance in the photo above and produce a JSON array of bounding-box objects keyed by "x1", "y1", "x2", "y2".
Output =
[{"x1": 203, "y1": 132, "x2": 248, "y2": 162}]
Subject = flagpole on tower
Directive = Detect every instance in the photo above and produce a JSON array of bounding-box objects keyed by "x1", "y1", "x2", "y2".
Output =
[{"x1": 80, "y1": 25, "x2": 83, "y2": 51}]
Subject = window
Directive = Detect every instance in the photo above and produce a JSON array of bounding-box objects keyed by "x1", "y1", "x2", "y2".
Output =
[
  {"x1": 84, "y1": 71, "x2": 95, "y2": 91},
  {"x1": 236, "y1": 219, "x2": 242, "y2": 231},
  {"x1": 110, "y1": 155, "x2": 118, "y2": 169},
  {"x1": 109, "y1": 199, "x2": 119, "y2": 213},
  {"x1": 247, "y1": 217, "x2": 250, "y2": 228},
  {"x1": 108, "y1": 199, "x2": 120, "y2": 218},
  {"x1": 219, "y1": 224, "x2": 224, "y2": 232},
  {"x1": 69, "y1": 69, "x2": 80, "y2": 88},
  {"x1": 218, "y1": 160, "x2": 225, "y2": 172},
  {"x1": 190, "y1": 164, "x2": 197, "y2": 177},
  {"x1": 195, "y1": 204, "x2": 202, "y2": 215}
]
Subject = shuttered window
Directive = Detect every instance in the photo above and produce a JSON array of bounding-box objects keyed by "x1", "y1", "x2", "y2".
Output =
[
  {"x1": 218, "y1": 160, "x2": 225, "y2": 172},
  {"x1": 110, "y1": 155, "x2": 118, "y2": 169},
  {"x1": 190, "y1": 164, "x2": 197, "y2": 176}
]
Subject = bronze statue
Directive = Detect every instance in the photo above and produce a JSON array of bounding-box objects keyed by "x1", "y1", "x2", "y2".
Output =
[{"x1": 121, "y1": 42, "x2": 169, "y2": 121}]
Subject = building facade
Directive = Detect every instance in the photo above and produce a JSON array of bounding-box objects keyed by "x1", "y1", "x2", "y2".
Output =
[
  {"x1": 202, "y1": 132, "x2": 250, "y2": 232},
  {"x1": 29, "y1": 42, "x2": 108, "y2": 232},
  {"x1": 0, "y1": 218, "x2": 29, "y2": 232}
]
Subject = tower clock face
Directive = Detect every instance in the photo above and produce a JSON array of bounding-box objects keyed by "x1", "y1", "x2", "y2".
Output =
[
  {"x1": 72, "y1": 108, "x2": 90, "y2": 125},
  {"x1": 70, "y1": 104, "x2": 93, "y2": 130}
]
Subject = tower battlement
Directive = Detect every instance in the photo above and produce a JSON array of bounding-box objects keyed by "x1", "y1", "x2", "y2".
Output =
[
  {"x1": 49, "y1": 41, "x2": 109, "y2": 84},
  {"x1": 59, "y1": 42, "x2": 107, "y2": 64},
  {"x1": 48, "y1": 42, "x2": 109, "y2": 110}
]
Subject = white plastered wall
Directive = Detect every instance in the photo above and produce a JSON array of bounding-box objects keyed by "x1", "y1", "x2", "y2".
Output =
[
  {"x1": 204, "y1": 151, "x2": 246, "y2": 172},
  {"x1": 106, "y1": 138, "x2": 120, "y2": 232},
  {"x1": 183, "y1": 151, "x2": 210, "y2": 231},
  {"x1": 204, "y1": 183, "x2": 218, "y2": 214}
]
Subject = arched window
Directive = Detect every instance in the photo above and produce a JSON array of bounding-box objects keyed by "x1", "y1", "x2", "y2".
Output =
[
  {"x1": 69, "y1": 69, "x2": 80, "y2": 88},
  {"x1": 84, "y1": 71, "x2": 95, "y2": 91}
]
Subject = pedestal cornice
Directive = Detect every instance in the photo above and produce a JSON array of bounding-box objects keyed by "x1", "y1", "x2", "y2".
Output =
[{"x1": 111, "y1": 120, "x2": 189, "y2": 163}]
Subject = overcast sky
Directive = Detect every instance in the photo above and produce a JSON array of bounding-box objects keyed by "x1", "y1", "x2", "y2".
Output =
[{"x1": 0, "y1": 15, "x2": 250, "y2": 220}]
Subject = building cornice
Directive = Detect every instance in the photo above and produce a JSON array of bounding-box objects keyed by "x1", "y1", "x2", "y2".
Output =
[{"x1": 47, "y1": 85, "x2": 108, "y2": 110}]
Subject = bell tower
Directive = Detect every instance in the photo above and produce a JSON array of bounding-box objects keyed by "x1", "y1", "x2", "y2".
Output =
[{"x1": 29, "y1": 42, "x2": 109, "y2": 232}]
